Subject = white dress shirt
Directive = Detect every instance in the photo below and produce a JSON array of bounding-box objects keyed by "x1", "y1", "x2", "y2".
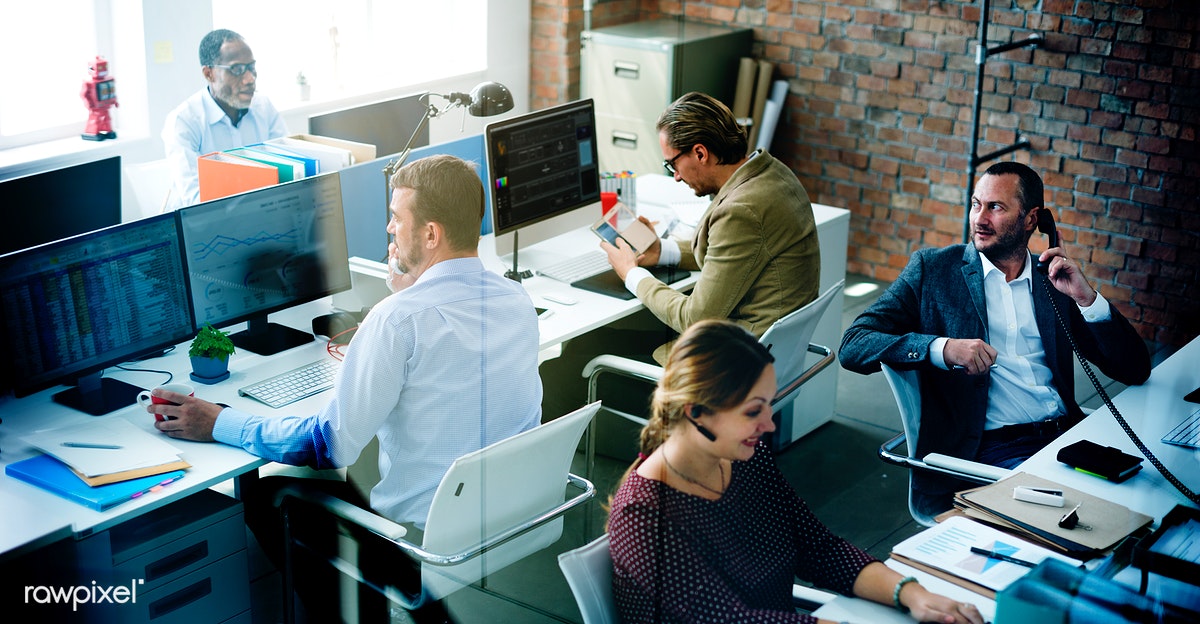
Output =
[
  {"x1": 212, "y1": 257, "x2": 543, "y2": 526},
  {"x1": 931, "y1": 253, "x2": 1112, "y2": 429},
  {"x1": 161, "y1": 88, "x2": 288, "y2": 210}
]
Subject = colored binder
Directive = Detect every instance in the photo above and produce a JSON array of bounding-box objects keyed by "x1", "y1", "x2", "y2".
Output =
[
  {"x1": 197, "y1": 151, "x2": 279, "y2": 201},
  {"x1": 225, "y1": 147, "x2": 306, "y2": 182},
  {"x1": 6, "y1": 453, "x2": 186, "y2": 512},
  {"x1": 247, "y1": 142, "x2": 319, "y2": 176}
]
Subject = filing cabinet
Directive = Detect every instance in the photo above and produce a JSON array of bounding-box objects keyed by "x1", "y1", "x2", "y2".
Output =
[
  {"x1": 582, "y1": 19, "x2": 752, "y2": 175},
  {"x1": 74, "y1": 488, "x2": 250, "y2": 624}
]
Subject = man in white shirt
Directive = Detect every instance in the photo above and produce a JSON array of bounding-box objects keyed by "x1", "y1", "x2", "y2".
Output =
[
  {"x1": 149, "y1": 154, "x2": 541, "y2": 622},
  {"x1": 161, "y1": 29, "x2": 288, "y2": 210},
  {"x1": 840, "y1": 161, "x2": 1150, "y2": 516}
]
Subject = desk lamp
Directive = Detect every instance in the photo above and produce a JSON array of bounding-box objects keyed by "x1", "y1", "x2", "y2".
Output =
[{"x1": 381, "y1": 81, "x2": 514, "y2": 226}]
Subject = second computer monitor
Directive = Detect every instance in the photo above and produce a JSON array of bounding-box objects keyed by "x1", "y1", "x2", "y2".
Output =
[
  {"x1": 486, "y1": 99, "x2": 602, "y2": 262},
  {"x1": 177, "y1": 173, "x2": 352, "y2": 356}
]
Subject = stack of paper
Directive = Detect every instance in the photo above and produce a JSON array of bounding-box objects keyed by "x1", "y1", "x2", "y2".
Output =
[
  {"x1": 891, "y1": 515, "x2": 1082, "y2": 599},
  {"x1": 953, "y1": 472, "x2": 1153, "y2": 558},
  {"x1": 20, "y1": 418, "x2": 189, "y2": 485}
]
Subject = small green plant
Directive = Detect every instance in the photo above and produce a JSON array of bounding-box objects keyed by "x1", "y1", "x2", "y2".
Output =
[{"x1": 189, "y1": 323, "x2": 236, "y2": 361}]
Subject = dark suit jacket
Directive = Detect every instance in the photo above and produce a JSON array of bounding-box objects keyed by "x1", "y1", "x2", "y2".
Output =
[{"x1": 839, "y1": 244, "x2": 1150, "y2": 498}]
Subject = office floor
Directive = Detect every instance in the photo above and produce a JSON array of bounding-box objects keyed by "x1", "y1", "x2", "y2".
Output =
[{"x1": 250, "y1": 273, "x2": 1164, "y2": 624}]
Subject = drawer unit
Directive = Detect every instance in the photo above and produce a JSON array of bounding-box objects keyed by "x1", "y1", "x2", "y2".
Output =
[{"x1": 582, "y1": 19, "x2": 752, "y2": 175}]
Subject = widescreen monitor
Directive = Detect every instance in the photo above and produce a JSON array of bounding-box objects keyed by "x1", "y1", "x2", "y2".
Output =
[
  {"x1": 485, "y1": 99, "x2": 601, "y2": 268},
  {"x1": 0, "y1": 213, "x2": 194, "y2": 415},
  {"x1": 308, "y1": 92, "x2": 430, "y2": 157},
  {"x1": 0, "y1": 156, "x2": 122, "y2": 255},
  {"x1": 177, "y1": 173, "x2": 352, "y2": 356}
]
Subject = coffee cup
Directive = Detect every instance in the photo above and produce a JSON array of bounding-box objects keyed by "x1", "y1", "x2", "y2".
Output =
[{"x1": 137, "y1": 383, "x2": 195, "y2": 421}]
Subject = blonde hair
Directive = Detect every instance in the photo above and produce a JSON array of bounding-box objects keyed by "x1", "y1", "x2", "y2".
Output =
[
  {"x1": 608, "y1": 320, "x2": 775, "y2": 505},
  {"x1": 389, "y1": 154, "x2": 484, "y2": 252}
]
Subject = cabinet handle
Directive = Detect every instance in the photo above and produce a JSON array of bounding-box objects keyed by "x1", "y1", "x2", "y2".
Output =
[
  {"x1": 611, "y1": 131, "x2": 638, "y2": 150},
  {"x1": 612, "y1": 61, "x2": 640, "y2": 80},
  {"x1": 149, "y1": 577, "x2": 212, "y2": 619},
  {"x1": 145, "y1": 541, "x2": 209, "y2": 582}
]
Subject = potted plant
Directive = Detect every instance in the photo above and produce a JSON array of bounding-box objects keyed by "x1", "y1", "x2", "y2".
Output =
[{"x1": 189, "y1": 323, "x2": 235, "y2": 384}]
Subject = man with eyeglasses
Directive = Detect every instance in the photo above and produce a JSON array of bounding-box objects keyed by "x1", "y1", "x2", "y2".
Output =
[
  {"x1": 162, "y1": 29, "x2": 288, "y2": 210},
  {"x1": 601, "y1": 91, "x2": 821, "y2": 363}
]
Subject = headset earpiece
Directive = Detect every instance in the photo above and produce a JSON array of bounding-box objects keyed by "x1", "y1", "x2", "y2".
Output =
[{"x1": 687, "y1": 405, "x2": 717, "y2": 442}]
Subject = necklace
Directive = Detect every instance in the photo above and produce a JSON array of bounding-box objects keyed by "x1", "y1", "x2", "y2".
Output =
[{"x1": 662, "y1": 452, "x2": 726, "y2": 497}]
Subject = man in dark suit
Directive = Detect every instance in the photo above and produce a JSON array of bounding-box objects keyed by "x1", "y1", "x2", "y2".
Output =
[{"x1": 839, "y1": 161, "x2": 1150, "y2": 516}]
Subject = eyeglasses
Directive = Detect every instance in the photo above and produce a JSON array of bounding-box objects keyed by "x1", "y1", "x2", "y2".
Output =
[
  {"x1": 211, "y1": 62, "x2": 257, "y2": 77},
  {"x1": 662, "y1": 150, "x2": 687, "y2": 175}
]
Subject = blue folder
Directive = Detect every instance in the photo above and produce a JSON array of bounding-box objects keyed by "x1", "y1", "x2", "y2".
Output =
[{"x1": 5, "y1": 454, "x2": 186, "y2": 512}]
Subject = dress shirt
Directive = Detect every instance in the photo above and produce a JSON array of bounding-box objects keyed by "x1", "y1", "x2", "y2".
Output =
[
  {"x1": 162, "y1": 87, "x2": 288, "y2": 210},
  {"x1": 930, "y1": 253, "x2": 1112, "y2": 429},
  {"x1": 212, "y1": 257, "x2": 542, "y2": 526}
]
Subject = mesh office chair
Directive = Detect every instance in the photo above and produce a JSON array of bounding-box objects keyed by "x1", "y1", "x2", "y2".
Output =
[
  {"x1": 580, "y1": 280, "x2": 845, "y2": 473},
  {"x1": 557, "y1": 533, "x2": 837, "y2": 624},
  {"x1": 876, "y1": 363, "x2": 1011, "y2": 526},
  {"x1": 275, "y1": 402, "x2": 601, "y2": 622}
]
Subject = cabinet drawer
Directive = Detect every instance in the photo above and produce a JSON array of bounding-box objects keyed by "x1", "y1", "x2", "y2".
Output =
[
  {"x1": 111, "y1": 511, "x2": 246, "y2": 592},
  {"x1": 583, "y1": 42, "x2": 670, "y2": 119},
  {"x1": 596, "y1": 114, "x2": 663, "y2": 176},
  {"x1": 116, "y1": 550, "x2": 249, "y2": 624}
]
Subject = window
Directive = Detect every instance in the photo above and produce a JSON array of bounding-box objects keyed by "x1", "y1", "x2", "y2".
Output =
[
  {"x1": 212, "y1": 0, "x2": 487, "y2": 107},
  {"x1": 0, "y1": 1, "x2": 99, "y2": 147}
]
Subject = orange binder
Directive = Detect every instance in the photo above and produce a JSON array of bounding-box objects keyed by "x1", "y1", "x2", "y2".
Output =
[{"x1": 197, "y1": 151, "x2": 279, "y2": 202}]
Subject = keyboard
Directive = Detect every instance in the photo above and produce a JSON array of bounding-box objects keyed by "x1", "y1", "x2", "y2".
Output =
[
  {"x1": 1161, "y1": 406, "x2": 1200, "y2": 449},
  {"x1": 538, "y1": 251, "x2": 610, "y2": 284},
  {"x1": 238, "y1": 359, "x2": 339, "y2": 409}
]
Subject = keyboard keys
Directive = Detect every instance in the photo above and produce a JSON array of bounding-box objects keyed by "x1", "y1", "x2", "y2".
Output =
[
  {"x1": 238, "y1": 359, "x2": 339, "y2": 409},
  {"x1": 539, "y1": 251, "x2": 610, "y2": 284}
]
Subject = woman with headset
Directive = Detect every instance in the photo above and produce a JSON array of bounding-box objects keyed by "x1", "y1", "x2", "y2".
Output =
[{"x1": 607, "y1": 320, "x2": 984, "y2": 623}]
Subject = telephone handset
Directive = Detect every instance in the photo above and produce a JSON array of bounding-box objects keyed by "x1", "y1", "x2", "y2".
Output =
[
  {"x1": 1035, "y1": 213, "x2": 1199, "y2": 504},
  {"x1": 1035, "y1": 208, "x2": 1058, "y2": 274}
]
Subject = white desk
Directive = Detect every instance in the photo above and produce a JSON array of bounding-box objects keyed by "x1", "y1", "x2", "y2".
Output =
[
  {"x1": 0, "y1": 302, "x2": 338, "y2": 556},
  {"x1": 1020, "y1": 336, "x2": 1200, "y2": 524}
]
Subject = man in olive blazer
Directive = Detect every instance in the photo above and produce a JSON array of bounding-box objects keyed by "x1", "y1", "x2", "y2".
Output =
[
  {"x1": 839, "y1": 162, "x2": 1150, "y2": 515},
  {"x1": 604, "y1": 92, "x2": 820, "y2": 363}
]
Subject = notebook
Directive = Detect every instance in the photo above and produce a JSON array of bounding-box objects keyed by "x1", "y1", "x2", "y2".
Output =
[
  {"x1": 570, "y1": 266, "x2": 691, "y2": 300},
  {"x1": 6, "y1": 454, "x2": 186, "y2": 512}
]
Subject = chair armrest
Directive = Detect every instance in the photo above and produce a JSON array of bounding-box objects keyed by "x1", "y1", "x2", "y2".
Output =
[
  {"x1": 877, "y1": 435, "x2": 1004, "y2": 485},
  {"x1": 582, "y1": 355, "x2": 663, "y2": 384},
  {"x1": 772, "y1": 343, "x2": 834, "y2": 406},
  {"x1": 792, "y1": 584, "x2": 837, "y2": 612},
  {"x1": 276, "y1": 485, "x2": 408, "y2": 541}
]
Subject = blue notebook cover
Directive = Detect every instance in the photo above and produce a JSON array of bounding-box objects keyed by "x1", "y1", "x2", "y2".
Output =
[{"x1": 5, "y1": 454, "x2": 185, "y2": 512}]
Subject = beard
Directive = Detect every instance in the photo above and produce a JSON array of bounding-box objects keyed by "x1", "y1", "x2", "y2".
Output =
[{"x1": 972, "y1": 219, "x2": 1029, "y2": 264}]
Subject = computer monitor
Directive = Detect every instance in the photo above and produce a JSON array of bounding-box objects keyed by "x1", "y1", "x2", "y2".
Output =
[
  {"x1": 485, "y1": 99, "x2": 602, "y2": 273},
  {"x1": 0, "y1": 156, "x2": 122, "y2": 255},
  {"x1": 308, "y1": 92, "x2": 430, "y2": 157},
  {"x1": 177, "y1": 173, "x2": 352, "y2": 356},
  {"x1": 0, "y1": 213, "x2": 195, "y2": 415}
]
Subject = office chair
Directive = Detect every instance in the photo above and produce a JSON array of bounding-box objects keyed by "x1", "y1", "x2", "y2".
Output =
[
  {"x1": 557, "y1": 533, "x2": 837, "y2": 624},
  {"x1": 581, "y1": 280, "x2": 845, "y2": 474},
  {"x1": 274, "y1": 402, "x2": 601, "y2": 622},
  {"x1": 876, "y1": 363, "x2": 1011, "y2": 526}
]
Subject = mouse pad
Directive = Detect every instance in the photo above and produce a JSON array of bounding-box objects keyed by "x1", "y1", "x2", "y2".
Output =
[{"x1": 570, "y1": 267, "x2": 690, "y2": 300}]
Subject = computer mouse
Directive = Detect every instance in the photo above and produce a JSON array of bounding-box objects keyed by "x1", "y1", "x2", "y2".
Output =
[{"x1": 313, "y1": 311, "x2": 360, "y2": 343}]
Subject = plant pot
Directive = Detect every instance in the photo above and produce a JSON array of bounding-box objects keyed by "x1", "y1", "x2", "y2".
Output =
[{"x1": 190, "y1": 355, "x2": 230, "y2": 384}]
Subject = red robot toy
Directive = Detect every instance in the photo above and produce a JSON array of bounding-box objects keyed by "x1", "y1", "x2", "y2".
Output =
[{"x1": 81, "y1": 56, "x2": 118, "y2": 141}]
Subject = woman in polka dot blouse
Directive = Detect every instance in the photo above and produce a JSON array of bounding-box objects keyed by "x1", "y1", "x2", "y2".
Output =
[{"x1": 607, "y1": 320, "x2": 985, "y2": 623}]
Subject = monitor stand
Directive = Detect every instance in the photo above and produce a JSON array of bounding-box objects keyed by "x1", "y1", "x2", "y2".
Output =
[
  {"x1": 231, "y1": 316, "x2": 314, "y2": 356},
  {"x1": 53, "y1": 371, "x2": 143, "y2": 416},
  {"x1": 503, "y1": 229, "x2": 533, "y2": 282}
]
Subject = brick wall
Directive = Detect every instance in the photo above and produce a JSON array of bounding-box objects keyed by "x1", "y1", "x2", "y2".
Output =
[{"x1": 530, "y1": 0, "x2": 1199, "y2": 347}]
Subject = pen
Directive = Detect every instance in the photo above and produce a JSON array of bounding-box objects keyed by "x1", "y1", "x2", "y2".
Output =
[
  {"x1": 970, "y1": 546, "x2": 1038, "y2": 568},
  {"x1": 61, "y1": 442, "x2": 123, "y2": 450}
]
